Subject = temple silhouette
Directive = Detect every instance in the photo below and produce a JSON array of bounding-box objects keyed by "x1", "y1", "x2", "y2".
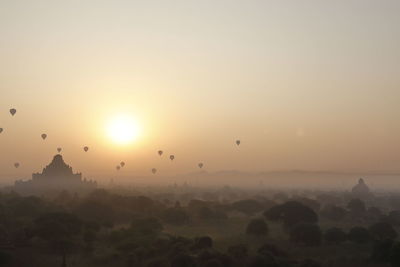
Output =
[
  {"x1": 14, "y1": 154, "x2": 97, "y2": 195},
  {"x1": 351, "y1": 178, "x2": 373, "y2": 199}
]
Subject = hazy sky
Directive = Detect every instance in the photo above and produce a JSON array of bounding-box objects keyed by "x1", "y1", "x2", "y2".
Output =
[{"x1": 1, "y1": 0, "x2": 400, "y2": 182}]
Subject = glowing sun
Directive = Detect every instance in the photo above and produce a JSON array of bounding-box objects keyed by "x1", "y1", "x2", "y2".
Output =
[{"x1": 106, "y1": 114, "x2": 141, "y2": 144}]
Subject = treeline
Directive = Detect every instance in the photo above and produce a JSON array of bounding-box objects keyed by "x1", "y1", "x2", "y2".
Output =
[{"x1": 1, "y1": 189, "x2": 400, "y2": 266}]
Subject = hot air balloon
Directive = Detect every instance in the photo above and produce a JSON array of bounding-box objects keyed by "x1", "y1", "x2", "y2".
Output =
[
  {"x1": 116, "y1": 165, "x2": 121, "y2": 171},
  {"x1": 14, "y1": 162, "x2": 20, "y2": 168},
  {"x1": 84, "y1": 146, "x2": 89, "y2": 152},
  {"x1": 9, "y1": 108, "x2": 16, "y2": 116},
  {"x1": 57, "y1": 148, "x2": 62, "y2": 153},
  {"x1": 158, "y1": 150, "x2": 163, "y2": 156},
  {"x1": 41, "y1": 134, "x2": 47, "y2": 140},
  {"x1": 198, "y1": 163, "x2": 204, "y2": 169},
  {"x1": 120, "y1": 162, "x2": 125, "y2": 167},
  {"x1": 152, "y1": 168, "x2": 157, "y2": 174},
  {"x1": 0, "y1": 128, "x2": 3, "y2": 134},
  {"x1": 236, "y1": 140, "x2": 241, "y2": 146},
  {"x1": 169, "y1": 155, "x2": 175, "y2": 161}
]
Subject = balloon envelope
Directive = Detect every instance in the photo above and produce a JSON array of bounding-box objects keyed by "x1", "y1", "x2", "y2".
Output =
[
  {"x1": 41, "y1": 134, "x2": 47, "y2": 140},
  {"x1": 9, "y1": 108, "x2": 16, "y2": 116},
  {"x1": 14, "y1": 163, "x2": 20, "y2": 168},
  {"x1": 0, "y1": 128, "x2": 3, "y2": 134},
  {"x1": 57, "y1": 148, "x2": 62, "y2": 153},
  {"x1": 84, "y1": 146, "x2": 89, "y2": 152},
  {"x1": 198, "y1": 163, "x2": 204, "y2": 169},
  {"x1": 152, "y1": 168, "x2": 157, "y2": 174},
  {"x1": 158, "y1": 150, "x2": 163, "y2": 156},
  {"x1": 116, "y1": 165, "x2": 120, "y2": 170},
  {"x1": 169, "y1": 155, "x2": 175, "y2": 161},
  {"x1": 120, "y1": 162, "x2": 125, "y2": 167},
  {"x1": 236, "y1": 140, "x2": 241, "y2": 146}
]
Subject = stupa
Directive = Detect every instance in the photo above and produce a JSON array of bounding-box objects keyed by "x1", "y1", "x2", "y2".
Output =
[
  {"x1": 14, "y1": 154, "x2": 97, "y2": 195},
  {"x1": 351, "y1": 178, "x2": 373, "y2": 199}
]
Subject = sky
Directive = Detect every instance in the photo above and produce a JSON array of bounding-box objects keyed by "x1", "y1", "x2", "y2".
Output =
[{"x1": 1, "y1": 0, "x2": 400, "y2": 183}]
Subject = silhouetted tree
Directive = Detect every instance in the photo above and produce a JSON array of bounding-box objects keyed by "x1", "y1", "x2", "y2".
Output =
[
  {"x1": 162, "y1": 208, "x2": 190, "y2": 225},
  {"x1": 246, "y1": 218, "x2": 268, "y2": 236},
  {"x1": 231, "y1": 199, "x2": 264, "y2": 216},
  {"x1": 289, "y1": 223, "x2": 322, "y2": 246},
  {"x1": 227, "y1": 244, "x2": 248, "y2": 260},
  {"x1": 257, "y1": 243, "x2": 288, "y2": 258},
  {"x1": 320, "y1": 205, "x2": 347, "y2": 221},
  {"x1": 248, "y1": 254, "x2": 278, "y2": 267},
  {"x1": 324, "y1": 227, "x2": 347, "y2": 244},
  {"x1": 33, "y1": 212, "x2": 82, "y2": 267},
  {"x1": 348, "y1": 226, "x2": 371, "y2": 244},
  {"x1": 390, "y1": 242, "x2": 400, "y2": 267},
  {"x1": 371, "y1": 239, "x2": 394, "y2": 263},
  {"x1": 369, "y1": 222, "x2": 398, "y2": 241},
  {"x1": 347, "y1": 199, "x2": 366, "y2": 216},
  {"x1": 264, "y1": 201, "x2": 318, "y2": 229},
  {"x1": 193, "y1": 236, "x2": 213, "y2": 250}
]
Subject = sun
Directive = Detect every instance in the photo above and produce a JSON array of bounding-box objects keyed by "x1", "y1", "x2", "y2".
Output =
[{"x1": 106, "y1": 114, "x2": 141, "y2": 145}]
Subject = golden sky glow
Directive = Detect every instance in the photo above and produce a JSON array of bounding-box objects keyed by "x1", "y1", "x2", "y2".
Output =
[{"x1": 1, "y1": 1, "x2": 400, "y2": 183}]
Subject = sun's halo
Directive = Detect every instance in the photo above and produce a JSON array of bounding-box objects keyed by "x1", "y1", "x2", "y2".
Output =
[{"x1": 106, "y1": 114, "x2": 141, "y2": 145}]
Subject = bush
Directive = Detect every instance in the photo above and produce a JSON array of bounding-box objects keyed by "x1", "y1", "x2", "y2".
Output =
[{"x1": 246, "y1": 218, "x2": 268, "y2": 236}]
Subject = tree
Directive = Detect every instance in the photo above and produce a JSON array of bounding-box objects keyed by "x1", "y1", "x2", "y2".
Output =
[
  {"x1": 231, "y1": 199, "x2": 264, "y2": 216},
  {"x1": 246, "y1": 218, "x2": 268, "y2": 236},
  {"x1": 371, "y1": 239, "x2": 394, "y2": 263},
  {"x1": 289, "y1": 223, "x2": 322, "y2": 246},
  {"x1": 162, "y1": 208, "x2": 190, "y2": 225},
  {"x1": 33, "y1": 212, "x2": 82, "y2": 267},
  {"x1": 74, "y1": 200, "x2": 115, "y2": 227},
  {"x1": 369, "y1": 222, "x2": 398, "y2": 241},
  {"x1": 320, "y1": 205, "x2": 347, "y2": 221},
  {"x1": 193, "y1": 236, "x2": 213, "y2": 250},
  {"x1": 390, "y1": 242, "x2": 400, "y2": 267},
  {"x1": 348, "y1": 226, "x2": 370, "y2": 244},
  {"x1": 347, "y1": 199, "x2": 366, "y2": 216},
  {"x1": 264, "y1": 201, "x2": 318, "y2": 229},
  {"x1": 324, "y1": 227, "x2": 347, "y2": 244}
]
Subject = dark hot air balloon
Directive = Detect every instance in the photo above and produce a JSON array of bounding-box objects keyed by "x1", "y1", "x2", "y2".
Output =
[
  {"x1": 116, "y1": 165, "x2": 120, "y2": 171},
  {"x1": 236, "y1": 140, "x2": 241, "y2": 146},
  {"x1": 9, "y1": 109, "x2": 16, "y2": 116},
  {"x1": 0, "y1": 128, "x2": 3, "y2": 134},
  {"x1": 169, "y1": 155, "x2": 175, "y2": 161},
  {"x1": 41, "y1": 134, "x2": 47, "y2": 140},
  {"x1": 158, "y1": 150, "x2": 163, "y2": 156},
  {"x1": 152, "y1": 168, "x2": 157, "y2": 174},
  {"x1": 84, "y1": 146, "x2": 89, "y2": 152},
  {"x1": 57, "y1": 148, "x2": 62, "y2": 153},
  {"x1": 14, "y1": 162, "x2": 20, "y2": 168},
  {"x1": 120, "y1": 162, "x2": 125, "y2": 167},
  {"x1": 198, "y1": 163, "x2": 204, "y2": 169}
]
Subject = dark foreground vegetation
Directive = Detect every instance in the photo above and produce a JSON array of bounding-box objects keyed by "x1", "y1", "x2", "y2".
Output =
[{"x1": 2, "y1": 186, "x2": 400, "y2": 267}]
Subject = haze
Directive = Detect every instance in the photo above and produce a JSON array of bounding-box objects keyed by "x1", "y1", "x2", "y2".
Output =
[{"x1": 1, "y1": 0, "x2": 400, "y2": 185}]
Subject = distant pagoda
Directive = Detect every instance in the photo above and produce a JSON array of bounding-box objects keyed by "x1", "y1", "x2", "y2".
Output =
[
  {"x1": 14, "y1": 154, "x2": 96, "y2": 195},
  {"x1": 351, "y1": 178, "x2": 373, "y2": 199}
]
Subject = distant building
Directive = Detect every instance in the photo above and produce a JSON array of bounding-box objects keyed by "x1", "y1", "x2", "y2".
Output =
[
  {"x1": 14, "y1": 154, "x2": 96, "y2": 195},
  {"x1": 351, "y1": 178, "x2": 373, "y2": 198}
]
